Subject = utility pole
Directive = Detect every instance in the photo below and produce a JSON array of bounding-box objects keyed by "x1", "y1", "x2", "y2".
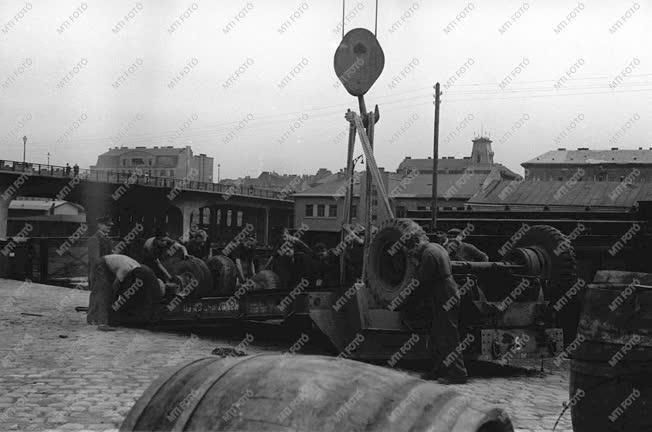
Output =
[
  {"x1": 431, "y1": 83, "x2": 441, "y2": 232},
  {"x1": 22, "y1": 136, "x2": 27, "y2": 166}
]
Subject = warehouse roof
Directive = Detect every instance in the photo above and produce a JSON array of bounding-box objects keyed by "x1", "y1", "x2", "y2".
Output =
[
  {"x1": 469, "y1": 179, "x2": 652, "y2": 211},
  {"x1": 522, "y1": 148, "x2": 652, "y2": 166}
]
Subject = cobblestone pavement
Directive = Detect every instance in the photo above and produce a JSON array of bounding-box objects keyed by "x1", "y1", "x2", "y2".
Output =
[{"x1": 0, "y1": 279, "x2": 573, "y2": 431}]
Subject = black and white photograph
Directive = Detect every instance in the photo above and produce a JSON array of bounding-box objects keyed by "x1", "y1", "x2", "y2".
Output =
[{"x1": 1, "y1": 1, "x2": 651, "y2": 431}]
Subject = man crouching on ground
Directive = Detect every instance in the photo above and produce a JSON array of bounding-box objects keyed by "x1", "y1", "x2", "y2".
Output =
[{"x1": 87, "y1": 254, "x2": 163, "y2": 330}]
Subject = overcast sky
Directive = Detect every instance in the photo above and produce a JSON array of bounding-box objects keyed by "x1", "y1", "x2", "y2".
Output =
[{"x1": 1, "y1": 0, "x2": 650, "y2": 179}]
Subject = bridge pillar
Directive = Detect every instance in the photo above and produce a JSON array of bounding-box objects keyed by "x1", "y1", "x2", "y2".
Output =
[
  {"x1": 263, "y1": 207, "x2": 270, "y2": 245},
  {"x1": 177, "y1": 203, "x2": 200, "y2": 242},
  {"x1": 0, "y1": 194, "x2": 9, "y2": 239}
]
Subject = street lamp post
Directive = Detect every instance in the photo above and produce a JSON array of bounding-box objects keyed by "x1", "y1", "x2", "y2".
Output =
[
  {"x1": 431, "y1": 83, "x2": 441, "y2": 232},
  {"x1": 22, "y1": 136, "x2": 27, "y2": 167}
]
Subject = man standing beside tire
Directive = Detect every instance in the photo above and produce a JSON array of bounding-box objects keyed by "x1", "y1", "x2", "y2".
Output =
[{"x1": 410, "y1": 240, "x2": 468, "y2": 384}]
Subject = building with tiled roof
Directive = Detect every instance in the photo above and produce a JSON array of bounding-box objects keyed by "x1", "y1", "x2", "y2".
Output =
[
  {"x1": 522, "y1": 147, "x2": 652, "y2": 182},
  {"x1": 397, "y1": 136, "x2": 521, "y2": 180},
  {"x1": 293, "y1": 166, "x2": 517, "y2": 232}
]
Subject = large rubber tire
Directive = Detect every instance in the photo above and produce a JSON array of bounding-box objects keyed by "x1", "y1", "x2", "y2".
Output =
[
  {"x1": 252, "y1": 269, "x2": 281, "y2": 291},
  {"x1": 167, "y1": 256, "x2": 213, "y2": 299},
  {"x1": 366, "y1": 218, "x2": 429, "y2": 308},
  {"x1": 508, "y1": 224, "x2": 577, "y2": 301},
  {"x1": 205, "y1": 255, "x2": 237, "y2": 295}
]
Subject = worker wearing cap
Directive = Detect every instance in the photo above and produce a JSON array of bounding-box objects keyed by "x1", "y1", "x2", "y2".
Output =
[
  {"x1": 444, "y1": 228, "x2": 488, "y2": 262},
  {"x1": 87, "y1": 254, "x2": 163, "y2": 328},
  {"x1": 409, "y1": 240, "x2": 468, "y2": 384}
]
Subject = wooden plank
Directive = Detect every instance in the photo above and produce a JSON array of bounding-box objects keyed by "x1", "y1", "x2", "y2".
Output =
[{"x1": 353, "y1": 114, "x2": 394, "y2": 219}]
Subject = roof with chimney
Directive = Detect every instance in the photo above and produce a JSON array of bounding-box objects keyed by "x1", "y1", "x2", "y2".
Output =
[
  {"x1": 522, "y1": 148, "x2": 652, "y2": 166},
  {"x1": 397, "y1": 157, "x2": 520, "y2": 178}
]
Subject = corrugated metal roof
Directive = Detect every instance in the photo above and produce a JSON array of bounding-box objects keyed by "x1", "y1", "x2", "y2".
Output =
[
  {"x1": 523, "y1": 149, "x2": 652, "y2": 165},
  {"x1": 469, "y1": 179, "x2": 652, "y2": 210}
]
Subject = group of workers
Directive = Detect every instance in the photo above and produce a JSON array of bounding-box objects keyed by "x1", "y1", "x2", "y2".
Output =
[
  {"x1": 86, "y1": 216, "x2": 202, "y2": 329},
  {"x1": 85, "y1": 214, "x2": 486, "y2": 385}
]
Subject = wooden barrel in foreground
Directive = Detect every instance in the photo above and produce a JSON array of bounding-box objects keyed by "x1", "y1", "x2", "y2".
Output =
[
  {"x1": 121, "y1": 354, "x2": 513, "y2": 432},
  {"x1": 570, "y1": 270, "x2": 652, "y2": 432}
]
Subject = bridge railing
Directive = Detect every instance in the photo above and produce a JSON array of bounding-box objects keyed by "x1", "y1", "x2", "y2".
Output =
[{"x1": 0, "y1": 159, "x2": 290, "y2": 201}]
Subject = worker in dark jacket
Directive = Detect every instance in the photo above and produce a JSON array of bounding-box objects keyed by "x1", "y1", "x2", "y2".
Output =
[
  {"x1": 87, "y1": 215, "x2": 114, "y2": 302},
  {"x1": 445, "y1": 228, "x2": 488, "y2": 262},
  {"x1": 87, "y1": 254, "x2": 162, "y2": 327},
  {"x1": 410, "y1": 240, "x2": 468, "y2": 384}
]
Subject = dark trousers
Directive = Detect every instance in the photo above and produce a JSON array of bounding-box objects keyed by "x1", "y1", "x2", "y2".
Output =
[
  {"x1": 87, "y1": 261, "x2": 117, "y2": 325},
  {"x1": 428, "y1": 276, "x2": 468, "y2": 379}
]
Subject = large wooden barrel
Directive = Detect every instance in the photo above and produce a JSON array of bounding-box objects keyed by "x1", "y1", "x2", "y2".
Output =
[
  {"x1": 121, "y1": 354, "x2": 513, "y2": 432},
  {"x1": 570, "y1": 270, "x2": 652, "y2": 432}
]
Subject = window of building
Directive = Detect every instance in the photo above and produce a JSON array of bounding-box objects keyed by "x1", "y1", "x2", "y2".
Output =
[
  {"x1": 169, "y1": 170, "x2": 174, "y2": 178},
  {"x1": 351, "y1": 205, "x2": 357, "y2": 218},
  {"x1": 202, "y1": 208, "x2": 210, "y2": 225},
  {"x1": 372, "y1": 199, "x2": 378, "y2": 206},
  {"x1": 122, "y1": 159, "x2": 126, "y2": 166},
  {"x1": 226, "y1": 210, "x2": 232, "y2": 226},
  {"x1": 160, "y1": 170, "x2": 166, "y2": 177},
  {"x1": 148, "y1": 159, "x2": 152, "y2": 166},
  {"x1": 131, "y1": 158, "x2": 145, "y2": 165},
  {"x1": 328, "y1": 205, "x2": 337, "y2": 217},
  {"x1": 317, "y1": 204, "x2": 325, "y2": 217},
  {"x1": 396, "y1": 206, "x2": 406, "y2": 217},
  {"x1": 305, "y1": 204, "x2": 314, "y2": 217},
  {"x1": 216, "y1": 209, "x2": 222, "y2": 225},
  {"x1": 558, "y1": 177, "x2": 563, "y2": 181},
  {"x1": 236, "y1": 211, "x2": 243, "y2": 227}
]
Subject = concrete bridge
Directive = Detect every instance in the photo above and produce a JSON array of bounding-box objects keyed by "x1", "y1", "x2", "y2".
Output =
[{"x1": 0, "y1": 160, "x2": 293, "y2": 244}]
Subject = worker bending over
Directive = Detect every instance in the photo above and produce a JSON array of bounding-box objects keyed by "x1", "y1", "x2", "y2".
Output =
[{"x1": 87, "y1": 254, "x2": 163, "y2": 328}]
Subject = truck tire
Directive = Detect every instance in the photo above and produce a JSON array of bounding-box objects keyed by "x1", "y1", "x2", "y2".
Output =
[
  {"x1": 167, "y1": 256, "x2": 212, "y2": 299},
  {"x1": 205, "y1": 255, "x2": 237, "y2": 295},
  {"x1": 252, "y1": 269, "x2": 281, "y2": 291},
  {"x1": 506, "y1": 224, "x2": 578, "y2": 343},
  {"x1": 366, "y1": 218, "x2": 429, "y2": 308},
  {"x1": 507, "y1": 224, "x2": 577, "y2": 301}
]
